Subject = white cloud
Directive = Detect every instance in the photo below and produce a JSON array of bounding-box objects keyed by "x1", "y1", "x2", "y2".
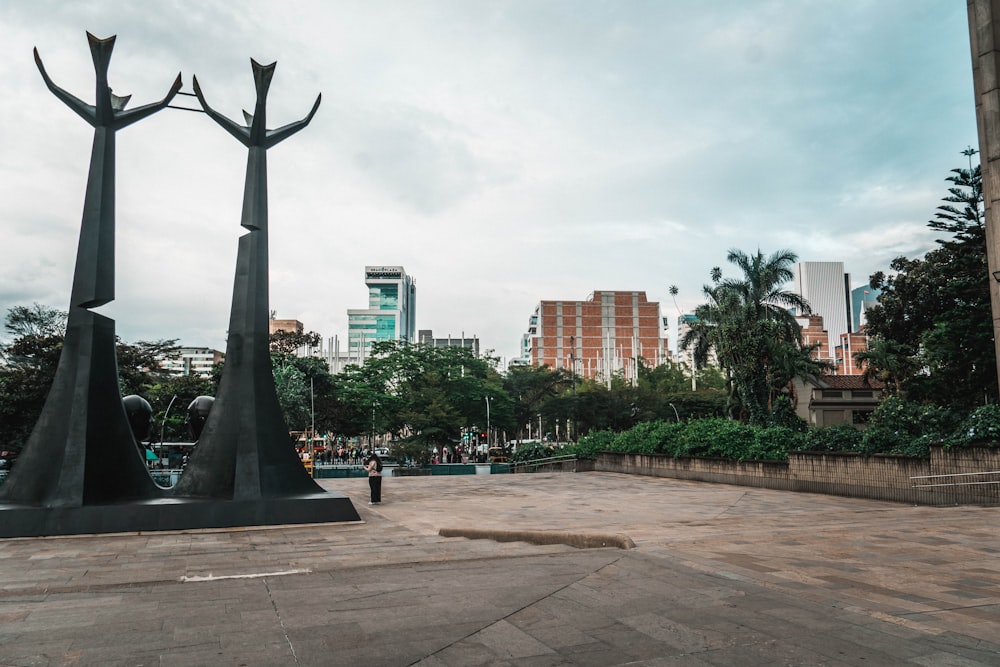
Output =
[{"x1": 0, "y1": 1, "x2": 981, "y2": 362}]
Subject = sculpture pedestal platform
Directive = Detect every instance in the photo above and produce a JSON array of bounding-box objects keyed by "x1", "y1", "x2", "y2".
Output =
[{"x1": 0, "y1": 493, "x2": 361, "y2": 538}]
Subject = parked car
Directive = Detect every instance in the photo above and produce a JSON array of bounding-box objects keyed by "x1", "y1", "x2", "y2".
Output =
[{"x1": 374, "y1": 447, "x2": 398, "y2": 464}]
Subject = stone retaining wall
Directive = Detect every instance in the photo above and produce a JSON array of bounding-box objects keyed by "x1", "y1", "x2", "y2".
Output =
[{"x1": 596, "y1": 447, "x2": 1000, "y2": 505}]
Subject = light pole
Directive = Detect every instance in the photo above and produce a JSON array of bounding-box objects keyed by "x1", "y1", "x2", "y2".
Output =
[
  {"x1": 309, "y1": 377, "x2": 315, "y2": 477},
  {"x1": 484, "y1": 395, "x2": 492, "y2": 451},
  {"x1": 569, "y1": 335, "x2": 577, "y2": 442},
  {"x1": 157, "y1": 394, "x2": 179, "y2": 470},
  {"x1": 159, "y1": 395, "x2": 178, "y2": 448}
]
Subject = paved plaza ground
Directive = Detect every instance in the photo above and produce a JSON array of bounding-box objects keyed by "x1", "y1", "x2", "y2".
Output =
[{"x1": 0, "y1": 471, "x2": 999, "y2": 666}]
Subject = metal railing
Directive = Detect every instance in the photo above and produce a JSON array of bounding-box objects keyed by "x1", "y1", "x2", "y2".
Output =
[
  {"x1": 509, "y1": 454, "x2": 578, "y2": 473},
  {"x1": 910, "y1": 470, "x2": 1000, "y2": 505}
]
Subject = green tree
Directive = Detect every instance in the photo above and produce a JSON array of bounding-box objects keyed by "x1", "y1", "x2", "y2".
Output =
[
  {"x1": 503, "y1": 364, "x2": 569, "y2": 440},
  {"x1": 273, "y1": 359, "x2": 311, "y2": 431},
  {"x1": 270, "y1": 329, "x2": 322, "y2": 356},
  {"x1": 865, "y1": 150, "x2": 996, "y2": 407},
  {"x1": 0, "y1": 304, "x2": 213, "y2": 451},
  {"x1": 681, "y1": 249, "x2": 811, "y2": 425},
  {"x1": 116, "y1": 339, "x2": 179, "y2": 397},
  {"x1": 765, "y1": 340, "x2": 828, "y2": 413},
  {"x1": 332, "y1": 341, "x2": 510, "y2": 457},
  {"x1": 0, "y1": 304, "x2": 67, "y2": 455},
  {"x1": 145, "y1": 373, "x2": 217, "y2": 442},
  {"x1": 854, "y1": 338, "x2": 916, "y2": 395},
  {"x1": 3, "y1": 303, "x2": 66, "y2": 339}
]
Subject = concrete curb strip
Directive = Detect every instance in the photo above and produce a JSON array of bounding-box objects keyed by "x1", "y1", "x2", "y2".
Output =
[{"x1": 438, "y1": 527, "x2": 636, "y2": 550}]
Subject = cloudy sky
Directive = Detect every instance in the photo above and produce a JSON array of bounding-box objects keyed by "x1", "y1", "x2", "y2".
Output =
[{"x1": 0, "y1": 1, "x2": 979, "y2": 364}]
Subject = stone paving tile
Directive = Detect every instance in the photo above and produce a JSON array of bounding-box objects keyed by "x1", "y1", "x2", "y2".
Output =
[{"x1": 3, "y1": 473, "x2": 1000, "y2": 665}]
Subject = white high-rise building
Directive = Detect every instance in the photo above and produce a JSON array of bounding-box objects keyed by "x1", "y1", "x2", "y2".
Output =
[
  {"x1": 344, "y1": 265, "x2": 416, "y2": 363},
  {"x1": 793, "y1": 261, "x2": 852, "y2": 361},
  {"x1": 161, "y1": 347, "x2": 224, "y2": 378}
]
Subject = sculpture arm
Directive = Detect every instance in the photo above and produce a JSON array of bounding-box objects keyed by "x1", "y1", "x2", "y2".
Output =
[
  {"x1": 33, "y1": 47, "x2": 96, "y2": 126},
  {"x1": 192, "y1": 75, "x2": 252, "y2": 146},
  {"x1": 113, "y1": 73, "x2": 183, "y2": 130},
  {"x1": 264, "y1": 93, "x2": 321, "y2": 149}
]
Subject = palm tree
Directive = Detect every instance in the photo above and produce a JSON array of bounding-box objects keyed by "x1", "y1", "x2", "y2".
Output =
[
  {"x1": 854, "y1": 338, "x2": 915, "y2": 394},
  {"x1": 681, "y1": 248, "x2": 811, "y2": 425},
  {"x1": 765, "y1": 340, "x2": 829, "y2": 412}
]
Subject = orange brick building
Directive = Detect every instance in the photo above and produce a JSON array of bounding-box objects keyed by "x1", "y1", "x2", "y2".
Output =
[
  {"x1": 834, "y1": 330, "x2": 870, "y2": 376},
  {"x1": 527, "y1": 291, "x2": 667, "y2": 383},
  {"x1": 796, "y1": 315, "x2": 831, "y2": 365},
  {"x1": 269, "y1": 318, "x2": 304, "y2": 336},
  {"x1": 796, "y1": 314, "x2": 869, "y2": 376}
]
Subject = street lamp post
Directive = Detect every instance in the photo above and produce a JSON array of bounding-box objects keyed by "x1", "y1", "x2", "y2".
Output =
[
  {"x1": 569, "y1": 335, "x2": 576, "y2": 442},
  {"x1": 484, "y1": 395, "x2": 492, "y2": 450},
  {"x1": 309, "y1": 377, "x2": 315, "y2": 477}
]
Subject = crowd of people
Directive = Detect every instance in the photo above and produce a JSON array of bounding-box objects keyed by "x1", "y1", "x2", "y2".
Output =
[
  {"x1": 305, "y1": 444, "x2": 495, "y2": 466},
  {"x1": 310, "y1": 446, "x2": 378, "y2": 466}
]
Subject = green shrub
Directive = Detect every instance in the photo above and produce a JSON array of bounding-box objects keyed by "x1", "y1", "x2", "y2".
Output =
[
  {"x1": 766, "y1": 395, "x2": 808, "y2": 431},
  {"x1": 607, "y1": 420, "x2": 685, "y2": 455},
  {"x1": 509, "y1": 442, "x2": 556, "y2": 463},
  {"x1": 751, "y1": 426, "x2": 802, "y2": 461},
  {"x1": 569, "y1": 430, "x2": 616, "y2": 459},
  {"x1": 861, "y1": 396, "x2": 960, "y2": 457},
  {"x1": 802, "y1": 424, "x2": 865, "y2": 453},
  {"x1": 945, "y1": 403, "x2": 1000, "y2": 447},
  {"x1": 670, "y1": 418, "x2": 755, "y2": 460}
]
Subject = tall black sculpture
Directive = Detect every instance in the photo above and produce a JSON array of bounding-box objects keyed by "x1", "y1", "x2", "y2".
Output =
[
  {"x1": 0, "y1": 33, "x2": 180, "y2": 508},
  {"x1": 1, "y1": 37, "x2": 359, "y2": 538},
  {"x1": 172, "y1": 60, "x2": 323, "y2": 500}
]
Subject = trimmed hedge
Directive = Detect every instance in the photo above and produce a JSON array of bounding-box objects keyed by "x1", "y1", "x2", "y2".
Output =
[{"x1": 567, "y1": 399, "x2": 1000, "y2": 463}]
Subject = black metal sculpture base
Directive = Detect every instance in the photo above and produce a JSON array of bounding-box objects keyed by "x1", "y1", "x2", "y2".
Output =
[{"x1": 0, "y1": 493, "x2": 360, "y2": 538}]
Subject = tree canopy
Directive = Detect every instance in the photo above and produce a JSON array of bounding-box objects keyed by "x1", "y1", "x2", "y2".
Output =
[
  {"x1": 864, "y1": 150, "x2": 996, "y2": 408},
  {"x1": 330, "y1": 341, "x2": 509, "y2": 459},
  {"x1": 681, "y1": 248, "x2": 814, "y2": 425}
]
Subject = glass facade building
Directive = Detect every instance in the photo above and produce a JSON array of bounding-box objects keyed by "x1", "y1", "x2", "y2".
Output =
[{"x1": 346, "y1": 265, "x2": 416, "y2": 361}]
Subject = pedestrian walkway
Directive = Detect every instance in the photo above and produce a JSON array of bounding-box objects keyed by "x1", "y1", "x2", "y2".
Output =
[{"x1": 0, "y1": 472, "x2": 998, "y2": 665}]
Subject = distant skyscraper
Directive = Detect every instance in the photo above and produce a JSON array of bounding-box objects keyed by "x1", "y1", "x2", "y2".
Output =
[
  {"x1": 346, "y1": 265, "x2": 416, "y2": 361},
  {"x1": 793, "y1": 262, "x2": 851, "y2": 362},
  {"x1": 851, "y1": 284, "x2": 881, "y2": 331}
]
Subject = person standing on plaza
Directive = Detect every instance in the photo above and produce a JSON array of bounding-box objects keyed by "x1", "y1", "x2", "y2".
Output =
[{"x1": 365, "y1": 452, "x2": 383, "y2": 504}]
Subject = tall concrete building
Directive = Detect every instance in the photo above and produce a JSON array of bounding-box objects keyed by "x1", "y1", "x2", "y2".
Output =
[
  {"x1": 523, "y1": 290, "x2": 667, "y2": 383},
  {"x1": 793, "y1": 262, "x2": 852, "y2": 364},
  {"x1": 341, "y1": 265, "x2": 416, "y2": 365},
  {"x1": 418, "y1": 330, "x2": 480, "y2": 356},
  {"x1": 161, "y1": 347, "x2": 224, "y2": 378}
]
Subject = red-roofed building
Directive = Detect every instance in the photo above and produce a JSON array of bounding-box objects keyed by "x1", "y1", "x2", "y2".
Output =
[{"x1": 792, "y1": 374, "x2": 885, "y2": 428}]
